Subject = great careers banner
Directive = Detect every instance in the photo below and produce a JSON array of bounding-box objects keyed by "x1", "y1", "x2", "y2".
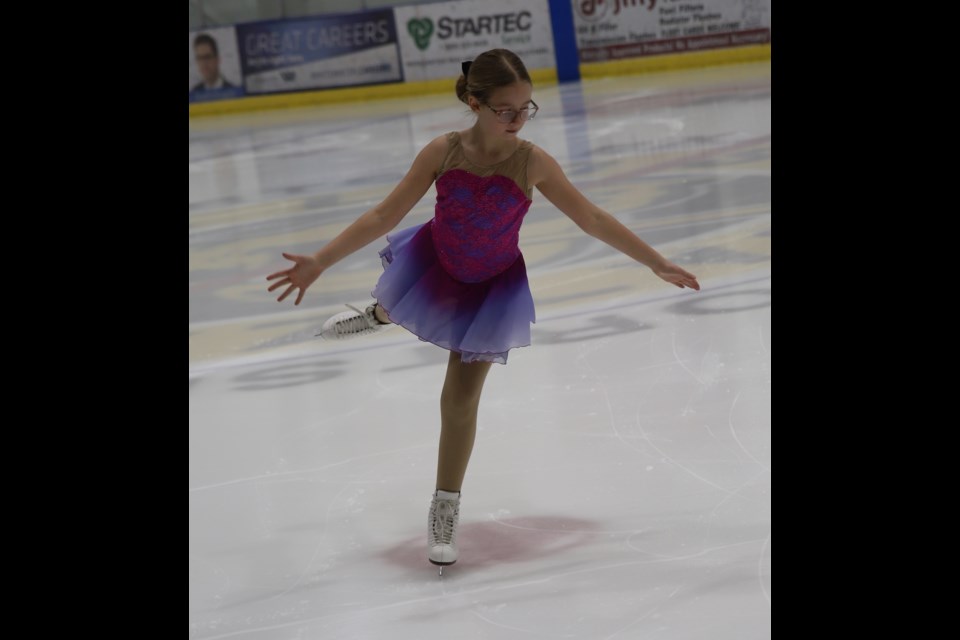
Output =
[
  {"x1": 235, "y1": 9, "x2": 402, "y2": 94},
  {"x1": 573, "y1": 0, "x2": 771, "y2": 62},
  {"x1": 189, "y1": 26, "x2": 245, "y2": 103},
  {"x1": 395, "y1": 0, "x2": 555, "y2": 82}
]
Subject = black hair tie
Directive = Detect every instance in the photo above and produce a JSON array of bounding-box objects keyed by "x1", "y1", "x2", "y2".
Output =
[{"x1": 461, "y1": 60, "x2": 472, "y2": 77}]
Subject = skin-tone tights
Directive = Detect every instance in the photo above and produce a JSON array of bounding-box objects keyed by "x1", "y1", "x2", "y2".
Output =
[{"x1": 436, "y1": 350, "x2": 493, "y2": 492}]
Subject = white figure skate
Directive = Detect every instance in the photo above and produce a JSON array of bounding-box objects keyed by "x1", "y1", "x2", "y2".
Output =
[{"x1": 428, "y1": 490, "x2": 461, "y2": 577}]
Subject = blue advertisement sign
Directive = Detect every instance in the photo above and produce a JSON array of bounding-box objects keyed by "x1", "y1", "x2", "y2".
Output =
[{"x1": 234, "y1": 9, "x2": 403, "y2": 95}]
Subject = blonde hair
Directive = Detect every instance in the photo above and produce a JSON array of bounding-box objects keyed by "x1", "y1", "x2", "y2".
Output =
[{"x1": 455, "y1": 49, "x2": 532, "y2": 106}]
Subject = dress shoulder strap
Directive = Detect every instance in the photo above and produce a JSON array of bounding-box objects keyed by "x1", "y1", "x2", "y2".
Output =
[
  {"x1": 497, "y1": 139, "x2": 534, "y2": 198},
  {"x1": 438, "y1": 131, "x2": 462, "y2": 174}
]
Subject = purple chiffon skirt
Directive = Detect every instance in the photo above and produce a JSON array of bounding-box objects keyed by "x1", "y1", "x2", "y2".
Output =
[{"x1": 371, "y1": 221, "x2": 535, "y2": 364}]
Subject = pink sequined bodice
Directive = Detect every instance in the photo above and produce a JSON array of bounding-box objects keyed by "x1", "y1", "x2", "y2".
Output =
[{"x1": 431, "y1": 168, "x2": 532, "y2": 283}]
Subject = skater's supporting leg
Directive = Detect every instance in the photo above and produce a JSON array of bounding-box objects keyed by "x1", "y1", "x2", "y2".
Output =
[{"x1": 435, "y1": 350, "x2": 493, "y2": 492}]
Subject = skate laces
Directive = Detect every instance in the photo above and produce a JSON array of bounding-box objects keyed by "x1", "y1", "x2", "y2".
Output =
[
  {"x1": 430, "y1": 499, "x2": 460, "y2": 545},
  {"x1": 334, "y1": 304, "x2": 377, "y2": 335},
  {"x1": 317, "y1": 303, "x2": 393, "y2": 340}
]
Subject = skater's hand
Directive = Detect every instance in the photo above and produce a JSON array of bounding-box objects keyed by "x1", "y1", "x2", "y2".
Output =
[
  {"x1": 266, "y1": 252, "x2": 324, "y2": 305},
  {"x1": 653, "y1": 262, "x2": 700, "y2": 290}
]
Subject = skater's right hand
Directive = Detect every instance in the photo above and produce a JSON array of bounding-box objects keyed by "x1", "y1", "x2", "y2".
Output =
[{"x1": 266, "y1": 252, "x2": 324, "y2": 305}]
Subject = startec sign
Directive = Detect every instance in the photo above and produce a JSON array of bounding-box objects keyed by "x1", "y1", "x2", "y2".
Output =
[{"x1": 395, "y1": 0, "x2": 555, "y2": 82}]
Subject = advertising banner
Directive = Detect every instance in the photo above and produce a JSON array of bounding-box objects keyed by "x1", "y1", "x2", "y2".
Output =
[
  {"x1": 573, "y1": 0, "x2": 771, "y2": 62},
  {"x1": 395, "y1": 0, "x2": 556, "y2": 82},
  {"x1": 234, "y1": 9, "x2": 402, "y2": 95},
  {"x1": 189, "y1": 26, "x2": 246, "y2": 103}
]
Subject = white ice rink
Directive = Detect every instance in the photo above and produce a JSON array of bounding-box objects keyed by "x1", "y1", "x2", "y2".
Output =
[{"x1": 189, "y1": 60, "x2": 771, "y2": 639}]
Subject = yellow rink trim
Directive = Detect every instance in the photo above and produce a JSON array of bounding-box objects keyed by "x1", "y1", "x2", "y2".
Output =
[
  {"x1": 189, "y1": 45, "x2": 769, "y2": 117},
  {"x1": 189, "y1": 68, "x2": 558, "y2": 117}
]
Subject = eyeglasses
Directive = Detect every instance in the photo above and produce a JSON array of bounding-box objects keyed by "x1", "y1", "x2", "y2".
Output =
[{"x1": 482, "y1": 100, "x2": 539, "y2": 123}]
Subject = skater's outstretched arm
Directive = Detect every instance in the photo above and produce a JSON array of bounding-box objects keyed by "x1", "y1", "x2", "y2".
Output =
[
  {"x1": 267, "y1": 135, "x2": 449, "y2": 305},
  {"x1": 529, "y1": 146, "x2": 700, "y2": 291}
]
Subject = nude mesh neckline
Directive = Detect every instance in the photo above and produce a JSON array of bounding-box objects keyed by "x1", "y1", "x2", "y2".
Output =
[{"x1": 452, "y1": 131, "x2": 526, "y2": 169}]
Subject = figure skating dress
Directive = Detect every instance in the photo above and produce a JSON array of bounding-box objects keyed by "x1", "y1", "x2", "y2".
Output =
[{"x1": 371, "y1": 131, "x2": 536, "y2": 364}]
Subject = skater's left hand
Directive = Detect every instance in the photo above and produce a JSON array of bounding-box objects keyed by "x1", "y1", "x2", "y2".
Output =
[{"x1": 653, "y1": 262, "x2": 700, "y2": 290}]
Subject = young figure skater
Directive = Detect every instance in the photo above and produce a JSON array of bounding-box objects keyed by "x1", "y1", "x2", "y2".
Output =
[{"x1": 267, "y1": 49, "x2": 700, "y2": 574}]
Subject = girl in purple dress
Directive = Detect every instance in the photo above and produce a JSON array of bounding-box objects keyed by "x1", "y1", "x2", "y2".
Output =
[{"x1": 267, "y1": 49, "x2": 700, "y2": 574}]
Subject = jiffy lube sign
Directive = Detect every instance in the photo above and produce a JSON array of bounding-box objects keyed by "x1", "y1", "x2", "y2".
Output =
[
  {"x1": 394, "y1": 0, "x2": 555, "y2": 82},
  {"x1": 573, "y1": 0, "x2": 771, "y2": 62}
]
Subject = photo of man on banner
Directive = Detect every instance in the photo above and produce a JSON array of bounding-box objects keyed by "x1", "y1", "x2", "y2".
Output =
[{"x1": 190, "y1": 30, "x2": 245, "y2": 102}]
